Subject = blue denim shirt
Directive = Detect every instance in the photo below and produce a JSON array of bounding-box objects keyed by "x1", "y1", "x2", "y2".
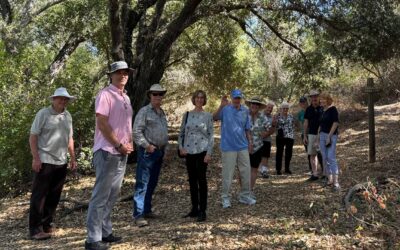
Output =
[{"x1": 217, "y1": 104, "x2": 251, "y2": 152}]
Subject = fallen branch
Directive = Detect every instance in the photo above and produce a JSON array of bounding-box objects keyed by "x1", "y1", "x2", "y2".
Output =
[{"x1": 59, "y1": 194, "x2": 133, "y2": 216}]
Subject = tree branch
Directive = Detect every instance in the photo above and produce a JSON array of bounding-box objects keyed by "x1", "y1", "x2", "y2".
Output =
[
  {"x1": 23, "y1": 0, "x2": 69, "y2": 26},
  {"x1": 49, "y1": 35, "x2": 85, "y2": 79},
  {"x1": 227, "y1": 13, "x2": 264, "y2": 51},
  {"x1": 250, "y1": 8, "x2": 307, "y2": 62}
]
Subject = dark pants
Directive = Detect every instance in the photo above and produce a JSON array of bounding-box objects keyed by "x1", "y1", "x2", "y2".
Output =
[
  {"x1": 133, "y1": 146, "x2": 164, "y2": 218},
  {"x1": 276, "y1": 137, "x2": 294, "y2": 172},
  {"x1": 186, "y1": 151, "x2": 208, "y2": 213},
  {"x1": 29, "y1": 163, "x2": 67, "y2": 236}
]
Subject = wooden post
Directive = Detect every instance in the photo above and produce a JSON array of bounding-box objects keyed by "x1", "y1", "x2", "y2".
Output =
[
  {"x1": 367, "y1": 78, "x2": 376, "y2": 163},
  {"x1": 364, "y1": 78, "x2": 379, "y2": 163}
]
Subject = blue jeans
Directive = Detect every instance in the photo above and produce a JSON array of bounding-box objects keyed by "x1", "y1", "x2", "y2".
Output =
[
  {"x1": 133, "y1": 146, "x2": 164, "y2": 219},
  {"x1": 319, "y1": 132, "x2": 339, "y2": 175}
]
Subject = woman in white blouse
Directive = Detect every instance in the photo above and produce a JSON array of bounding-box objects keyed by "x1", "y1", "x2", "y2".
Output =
[{"x1": 178, "y1": 90, "x2": 214, "y2": 222}]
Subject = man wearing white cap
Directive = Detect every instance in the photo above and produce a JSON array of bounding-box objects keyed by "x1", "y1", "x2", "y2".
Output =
[
  {"x1": 28, "y1": 87, "x2": 77, "y2": 240},
  {"x1": 86, "y1": 61, "x2": 134, "y2": 250}
]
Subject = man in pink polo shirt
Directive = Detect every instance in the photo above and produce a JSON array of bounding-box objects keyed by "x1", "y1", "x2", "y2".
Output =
[{"x1": 85, "y1": 61, "x2": 134, "y2": 250}]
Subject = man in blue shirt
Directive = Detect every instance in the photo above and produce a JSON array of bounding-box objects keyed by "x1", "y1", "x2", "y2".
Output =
[{"x1": 213, "y1": 89, "x2": 255, "y2": 208}]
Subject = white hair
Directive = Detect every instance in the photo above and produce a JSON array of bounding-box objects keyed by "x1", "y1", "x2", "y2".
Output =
[{"x1": 280, "y1": 101, "x2": 290, "y2": 109}]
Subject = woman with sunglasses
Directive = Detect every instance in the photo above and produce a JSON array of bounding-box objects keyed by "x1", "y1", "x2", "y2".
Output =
[{"x1": 275, "y1": 101, "x2": 295, "y2": 175}]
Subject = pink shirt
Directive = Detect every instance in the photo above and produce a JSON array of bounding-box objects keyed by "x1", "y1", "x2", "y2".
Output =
[{"x1": 93, "y1": 84, "x2": 133, "y2": 154}]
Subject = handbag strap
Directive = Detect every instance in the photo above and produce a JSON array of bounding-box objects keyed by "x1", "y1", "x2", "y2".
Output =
[{"x1": 181, "y1": 111, "x2": 189, "y2": 147}]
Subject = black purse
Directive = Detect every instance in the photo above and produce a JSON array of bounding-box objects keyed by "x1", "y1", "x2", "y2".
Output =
[{"x1": 178, "y1": 112, "x2": 189, "y2": 158}]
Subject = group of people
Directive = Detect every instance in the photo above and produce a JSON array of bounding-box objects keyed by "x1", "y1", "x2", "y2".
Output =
[{"x1": 27, "y1": 60, "x2": 340, "y2": 250}]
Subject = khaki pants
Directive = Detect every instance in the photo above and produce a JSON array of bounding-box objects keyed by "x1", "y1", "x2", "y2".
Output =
[{"x1": 221, "y1": 149, "x2": 251, "y2": 200}]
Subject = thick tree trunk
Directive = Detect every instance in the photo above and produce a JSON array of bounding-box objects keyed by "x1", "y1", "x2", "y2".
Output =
[{"x1": 109, "y1": 0, "x2": 124, "y2": 61}]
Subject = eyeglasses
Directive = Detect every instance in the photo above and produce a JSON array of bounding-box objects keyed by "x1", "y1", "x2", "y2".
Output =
[{"x1": 152, "y1": 93, "x2": 165, "y2": 97}]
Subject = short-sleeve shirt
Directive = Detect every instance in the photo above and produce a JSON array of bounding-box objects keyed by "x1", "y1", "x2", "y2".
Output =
[
  {"x1": 320, "y1": 106, "x2": 339, "y2": 134},
  {"x1": 217, "y1": 104, "x2": 251, "y2": 152},
  {"x1": 276, "y1": 114, "x2": 295, "y2": 139},
  {"x1": 249, "y1": 112, "x2": 270, "y2": 152},
  {"x1": 93, "y1": 84, "x2": 133, "y2": 154},
  {"x1": 297, "y1": 109, "x2": 305, "y2": 135},
  {"x1": 304, "y1": 105, "x2": 323, "y2": 135},
  {"x1": 30, "y1": 106, "x2": 73, "y2": 165}
]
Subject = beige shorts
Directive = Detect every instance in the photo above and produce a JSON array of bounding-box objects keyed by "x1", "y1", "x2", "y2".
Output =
[{"x1": 307, "y1": 134, "x2": 318, "y2": 155}]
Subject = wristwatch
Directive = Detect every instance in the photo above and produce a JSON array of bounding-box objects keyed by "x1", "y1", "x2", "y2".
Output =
[{"x1": 115, "y1": 143, "x2": 122, "y2": 150}]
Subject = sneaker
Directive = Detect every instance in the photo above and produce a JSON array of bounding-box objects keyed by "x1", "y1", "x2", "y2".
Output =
[
  {"x1": 102, "y1": 234, "x2": 122, "y2": 243},
  {"x1": 30, "y1": 231, "x2": 51, "y2": 240},
  {"x1": 333, "y1": 184, "x2": 341, "y2": 191},
  {"x1": 260, "y1": 166, "x2": 268, "y2": 173},
  {"x1": 85, "y1": 241, "x2": 109, "y2": 250},
  {"x1": 307, "y1": 175, "x2": 319, "y2": 181},
  {"x1": 261, "y1": 171, "x2": 269, "y2": 178},
  {"x1": 238, "y1": 196, "x2": 256, "y2": 205},
  {"x1": 249, "y1": 191, "x2": 256, "y2": 200},
  {"x1": 222, "y1": 198, "x2": 231, "y2": 208},
  {"x1": 135, "y1": 217, "x2": 149, "y2": 227}
]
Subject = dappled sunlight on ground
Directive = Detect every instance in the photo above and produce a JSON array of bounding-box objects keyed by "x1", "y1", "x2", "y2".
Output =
[{"x1": 1, "y1": 103, "x2": 399, "y2": 249}]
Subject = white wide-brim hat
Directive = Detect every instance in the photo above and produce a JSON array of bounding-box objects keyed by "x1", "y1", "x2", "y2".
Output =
[
  {"x1": 147, "y1": 84, "x2": 167, "y2": 97},
  {"x1": 245, "y1": 96, "x2": 267, "y2": 109},
  {"x1": 48, "y1": 87, "x2": 76, "y2": 102}
]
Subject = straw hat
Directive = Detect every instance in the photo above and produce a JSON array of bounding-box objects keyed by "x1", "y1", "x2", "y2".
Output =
[{"x1": 245, "y1": 96, "x2": 267, "y2": 109}]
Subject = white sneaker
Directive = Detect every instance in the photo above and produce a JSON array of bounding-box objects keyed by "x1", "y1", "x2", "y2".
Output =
[
  {"x1": 222, "y1": 198, "x2": 231, "y2": 208},
  {"x1": 239, "y1": 196, "x2": 256, "y2": 205},
  {"x1": 260, "y1": 166, "x2": 268, "y2": 173}
]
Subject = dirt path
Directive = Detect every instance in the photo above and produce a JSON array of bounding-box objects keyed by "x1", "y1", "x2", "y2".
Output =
[{"x1": 1, "y1": 103, "x2": 399, "y2": 249}]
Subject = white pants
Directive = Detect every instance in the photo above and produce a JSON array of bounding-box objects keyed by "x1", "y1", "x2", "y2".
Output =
[{"x1": 221, "y1": 149, "x2": 251, "y2": 200}]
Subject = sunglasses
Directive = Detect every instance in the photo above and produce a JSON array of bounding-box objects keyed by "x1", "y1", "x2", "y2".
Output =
[{"x1": 152, "y1": 92, "x2": 165, "y2": 97}]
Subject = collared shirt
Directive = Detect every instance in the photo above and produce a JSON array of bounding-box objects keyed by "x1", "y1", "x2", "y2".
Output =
[
  {"x1": 249, "y1": 112, "x2": 270, "y2": 152},
  {"x1": 276, "y1": 114, "x2": 295, "y2": 139},
  {"x1": 93, "y1": 84, "x2": 133, "y2": 155},
  {"x1": 216, "y1": 104, "x2": 251, "y2": 152},
  {"x1": 30, "y1": 106, "x2": 73, "y2": 165},
  {"x1": 304, "y1": 105, "x2": 323, "y2": 135},
  {"x1": 178, "y1": 111, "x2": 214, "y2": 155},
  {"x1": 134, "y1": 103, "x2": 168, "y2": 149},
  {"x1": 262, "y1": 113, "x2": 274, "y2": 142}
]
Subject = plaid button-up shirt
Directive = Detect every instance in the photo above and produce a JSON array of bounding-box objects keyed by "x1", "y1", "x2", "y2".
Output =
[{"x1": 133, "y1": 104, "x2": 168, "y2": 149}]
